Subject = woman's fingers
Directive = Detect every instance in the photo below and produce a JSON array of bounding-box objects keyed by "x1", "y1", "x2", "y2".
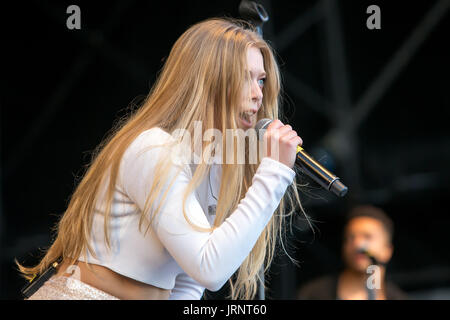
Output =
[{"x1": 263, "y1": 120, "x2": 303, "y2": 168}]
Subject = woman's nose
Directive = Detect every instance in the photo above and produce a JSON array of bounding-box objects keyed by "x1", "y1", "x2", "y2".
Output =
[{"x1": 251, "y1": 80, "x2": 263, "y2": 104}]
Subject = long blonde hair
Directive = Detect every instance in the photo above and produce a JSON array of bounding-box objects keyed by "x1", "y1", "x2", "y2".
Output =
[{"x1": 17, "y1": 17, "x2": 309, "y2": 300}]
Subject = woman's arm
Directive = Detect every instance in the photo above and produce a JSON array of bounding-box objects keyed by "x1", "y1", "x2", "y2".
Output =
[
  {"x1": 121, "y1": 128, "x2": 295, "y2": 291},
  {"x1": 169, "y1": 272, "x2": 205, "y2": 300}
]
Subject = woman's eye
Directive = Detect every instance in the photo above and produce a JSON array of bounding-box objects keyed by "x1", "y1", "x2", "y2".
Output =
[{"x1": 258, "y1": 78, "x2": 266, "y2": 87}]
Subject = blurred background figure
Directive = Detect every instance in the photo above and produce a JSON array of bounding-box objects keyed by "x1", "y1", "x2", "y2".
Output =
[{"x1": 297, "y1": 205, "x2": 408, "y2": 300}]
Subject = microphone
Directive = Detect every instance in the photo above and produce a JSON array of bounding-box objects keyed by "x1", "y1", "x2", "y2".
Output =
[
  {"x1": 357, "y1": 246, "x2": 383, "y2": 266},
  {"x1": 255, "y1": 118, "x2": 348, "y2": 197}
]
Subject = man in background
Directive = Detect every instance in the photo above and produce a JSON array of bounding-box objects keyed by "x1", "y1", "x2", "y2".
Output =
[{"x1": 297, "y1": 205, "x2": 408, "y2": 300}]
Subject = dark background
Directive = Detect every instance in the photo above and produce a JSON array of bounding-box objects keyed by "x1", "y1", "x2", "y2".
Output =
[{"x1": 1, "y1": 0, "x2": 449, "y2": 299}]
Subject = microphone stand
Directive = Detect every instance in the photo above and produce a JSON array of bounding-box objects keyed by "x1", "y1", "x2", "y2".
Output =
[
  {"x1": 239, "y1": 0, "x2": 268, "y2": 301},
  {"x1": 359, "y1": 248, "x2": 380, "y2": 300},
  {"x1": 239, "y1": 0, "x2": 269, "y2": 37}
]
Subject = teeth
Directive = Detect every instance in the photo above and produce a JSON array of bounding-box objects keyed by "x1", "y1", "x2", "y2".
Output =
[
  {"x1": 241, "y1": 113, "x2": 250, "y2": 122},
  {"x1": 239, "y1": 110, "x2": 256, "y2": 125},
  {"x1": 240, "y1": 110, "x2": 254, "y2": 120}
]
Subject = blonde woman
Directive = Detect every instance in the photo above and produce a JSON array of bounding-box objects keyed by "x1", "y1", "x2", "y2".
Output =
[{"x1": 17, "y1": 17, "x2": 305, "y2": 300}]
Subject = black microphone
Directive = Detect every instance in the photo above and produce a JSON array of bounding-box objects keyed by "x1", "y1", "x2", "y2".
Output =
[
  {"x1": 357, "y1": 247, "x2": 384, "y2": 266},
  {"x1": 356, "y1": 247, "x2": 379, "y2": 265},
  {"x1": 255, "y1": 118, "x2": 348, "y2": 197}
]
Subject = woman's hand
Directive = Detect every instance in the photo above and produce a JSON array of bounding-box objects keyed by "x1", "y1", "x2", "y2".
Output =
[{"x1": 263, "y1": 119, "x2": 303, "y2": 169}]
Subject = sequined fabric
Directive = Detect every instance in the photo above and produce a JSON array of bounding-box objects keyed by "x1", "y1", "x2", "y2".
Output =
[{"x1": 27, "y1": 276, "x2": 119, "y2": 300}]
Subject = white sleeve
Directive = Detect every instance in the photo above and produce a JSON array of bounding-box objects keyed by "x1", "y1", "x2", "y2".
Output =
[
  {"x1": 169, "y1": 272, "x2": 205, "y2": 300},
  {"x1": 121, "y1": 130, "x2": 296, "y2": 292}
]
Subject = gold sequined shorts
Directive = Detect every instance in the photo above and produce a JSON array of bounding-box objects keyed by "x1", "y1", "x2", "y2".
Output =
[{"x1": 26, "y1": 276, "x2": 119, "y2": 300}]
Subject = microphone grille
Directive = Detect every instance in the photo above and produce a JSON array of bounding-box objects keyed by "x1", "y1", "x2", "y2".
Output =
[{"x1": 255, "y1": 118, "x2": 272, "y2": 132}]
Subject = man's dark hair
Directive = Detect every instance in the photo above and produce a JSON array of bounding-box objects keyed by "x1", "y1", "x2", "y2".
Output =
[{"x1": 344, "y1": 205, "x2": 394, "y2": 242}]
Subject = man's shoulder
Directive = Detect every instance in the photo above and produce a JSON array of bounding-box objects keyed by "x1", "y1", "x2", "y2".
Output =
[
  {"x1": 386, "y1": 281, "x2": 409, "y2": 300},
  {"x1": 297, "y1": 274, "x2": 338, "y2": 300}
]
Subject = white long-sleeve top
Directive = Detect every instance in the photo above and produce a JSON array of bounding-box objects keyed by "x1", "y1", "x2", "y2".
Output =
[{"x1": 78, "y1": 127, "x2": 295, "y2": 299}]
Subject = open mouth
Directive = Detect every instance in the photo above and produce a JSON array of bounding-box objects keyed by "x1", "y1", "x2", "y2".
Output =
[{"x1": 239, "y1": 110, "x2": 256, "y2": 128}]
